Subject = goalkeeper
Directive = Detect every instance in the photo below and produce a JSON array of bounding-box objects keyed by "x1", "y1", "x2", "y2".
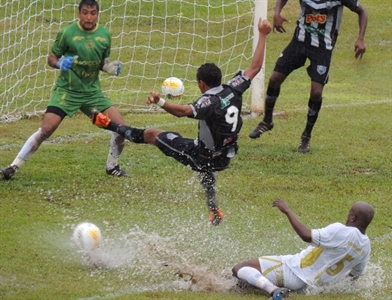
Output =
[{"x1": 1, "y1": 0, "x2": 128, "y2": 179}]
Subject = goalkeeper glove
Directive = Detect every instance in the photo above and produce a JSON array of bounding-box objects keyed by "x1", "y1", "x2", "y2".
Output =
[
  {"x1": 56, "y1": 56, "x2": 77, "y2": 71},
  {"x1": 102, "y1": 58, "x2": 121, "y2": 76}
]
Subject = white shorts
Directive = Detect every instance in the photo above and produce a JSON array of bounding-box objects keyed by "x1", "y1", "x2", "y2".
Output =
[{"x1": 259, "y1": 255, "x2": 307, "y2": 291}]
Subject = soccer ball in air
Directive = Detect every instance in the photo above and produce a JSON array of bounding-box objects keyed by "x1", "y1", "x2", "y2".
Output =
[
  {"x1": 161, "y1": 77, "x2": 184, "y2": 98},
  {"x1": 72, "y1": 222, "x2": 102, "y2": 251}
]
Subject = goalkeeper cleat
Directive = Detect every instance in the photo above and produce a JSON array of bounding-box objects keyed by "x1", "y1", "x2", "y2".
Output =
[
  {"x1": 249, "y1": 121, "x2": 274, "y2": 139},
  {"x1": 209, "y1": 208, "x2": 224, "y2": 226},
  {"x1": 106, "y1": 165, "x2": 128, "y2": 177},
  {"x1": 271, "y1": 287, "x2": 290, "y2": 300},
  {"x1": 90, "y1": 109, "x2": 111, "y2": 128},
  {"x1": 1, "y1": 166, "x2": 16, "y2": 180},
  {"x1": 297, "y1": 135, "x2": 311, "y2": 154}
]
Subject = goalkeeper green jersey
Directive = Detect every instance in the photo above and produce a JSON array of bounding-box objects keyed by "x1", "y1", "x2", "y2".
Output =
[{"x1": 51, "y1": 21, "x2": 111, "y2": 94}]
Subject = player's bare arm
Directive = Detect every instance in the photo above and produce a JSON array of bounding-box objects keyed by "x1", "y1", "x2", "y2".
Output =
[
  {"x1": 47, "y1": 53, "x2": 60, "y2": 69},
  {"x1": 147, "y1": 90, "x2": 193, "y2": 117},
  {"x1": 244, "y1": 18, "x2": 271, "y2": 80},
  {"x1": 273, "y1": 0, "x2": 289, "y2": 33},
  {"x1": 273, "y1": 199, "x2": 312, "y2": 242},
  {"x1": 354, "y1": 4, "x2": 368, "y2": 59}
]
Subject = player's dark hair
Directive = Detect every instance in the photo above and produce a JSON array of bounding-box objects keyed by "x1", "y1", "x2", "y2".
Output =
[
  {"x1": 79, "y1": 0, "x2": 99, "y2": 12},
  {"x1": 197, "y1": 63, "x2": 222, "y2": 88}
]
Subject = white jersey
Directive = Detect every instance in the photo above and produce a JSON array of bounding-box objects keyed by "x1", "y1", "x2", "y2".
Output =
[{"x1": 285, "y1": 223, "x2": 370, "y2": 287}]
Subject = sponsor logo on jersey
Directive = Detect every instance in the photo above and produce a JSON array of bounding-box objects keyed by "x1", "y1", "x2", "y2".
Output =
[
  {"x1": 77, "y1": 60, "x2": 101, "y2": 67},
  {"x1": 348, "y1": 241, "x2": 366, "y2": 255},
  {"x1": 196, "y1": 96, "x2": 211, "y2": 108},
  {"x1": 86, "y1": 40, "x2": 95, "y2": 49},
  {"x1": 304, "y1": 25, "x2": 326, "y2": 36},
  {"x1": 95, "y1": 37, "x2": 106, "y2": 42},
  {"x1": 219, "y1": 93, "x2": 234, "y2": 109},
  {"x1": 305, "y1": 14, "x2": 327, "y2": 24},
  {"x1": 73, "y1": 36, "x2": 85, "y2": 41},
  {"x1": 80, "y1": 71, "x2": 99, "y2": 77},
  {"x1": 229, "y1": 76, "x2": 244, "y2": 87}
]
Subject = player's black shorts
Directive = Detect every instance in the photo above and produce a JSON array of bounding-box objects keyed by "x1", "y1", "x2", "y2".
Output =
[
  {"x1": 156, "y1": 131, "x2": 232, "y2": 173},
  {"x1": 274, "y1": 38, "x2": 333, "y2": 85}
]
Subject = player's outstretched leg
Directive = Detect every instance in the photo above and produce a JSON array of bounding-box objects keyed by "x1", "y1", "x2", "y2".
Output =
[
  {"x1": 199, "y1": 172, "x2": 224, "y2": 226},
  {"x1": 209, "y1": 208, "x2": 225, "y2": 226},
  {"x1": 90, "y1": 109, "x2": 117, "y2": 130},
  {"x1": 90, "y1": 109, "x2": 145, "y2": 143}
]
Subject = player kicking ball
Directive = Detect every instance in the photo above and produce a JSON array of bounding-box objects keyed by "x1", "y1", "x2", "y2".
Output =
[{"x1": 91, "y1": 18, "x2": 272, "y2": 225}]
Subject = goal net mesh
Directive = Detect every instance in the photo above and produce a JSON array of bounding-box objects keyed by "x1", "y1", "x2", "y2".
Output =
[{"x1": 0, "y1": 0, "x2": 256, "y2": 123}]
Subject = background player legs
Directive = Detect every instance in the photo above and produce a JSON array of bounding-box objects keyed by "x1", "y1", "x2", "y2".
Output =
[{"x1": 298, "y1": 81, "x2": 324, "y2": 153}]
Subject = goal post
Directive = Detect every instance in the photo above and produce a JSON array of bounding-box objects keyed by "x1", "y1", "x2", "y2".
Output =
[
  {"x1": 251, "y1": 0, "x2": 269, "y2": 116},
  {"x1": 0, "y1": 0, "x2": 268, "y2": 123}
]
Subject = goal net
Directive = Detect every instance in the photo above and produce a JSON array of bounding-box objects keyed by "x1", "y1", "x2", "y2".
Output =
[{"x1": 0, "y1": 0, "x2": 267, "y2": 123}]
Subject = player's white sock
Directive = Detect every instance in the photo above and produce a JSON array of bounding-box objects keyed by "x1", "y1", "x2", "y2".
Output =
[
  {"x1": 10, "y1": 157, "x2": 24, "y2": 170},
  {"x1": 237, "y1": 266, "x2": 278, "y2": 294},
  {"x1": 106, "y1": 132, "x2": 125, "y2": 170},
  {"x1": 11, "y1": 127, "x2": 47, "y2": 168}
]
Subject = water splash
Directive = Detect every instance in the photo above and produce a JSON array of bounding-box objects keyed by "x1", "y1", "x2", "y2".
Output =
[{"x1": 70, "y1": 225, "x2": 386, "y2": 299}]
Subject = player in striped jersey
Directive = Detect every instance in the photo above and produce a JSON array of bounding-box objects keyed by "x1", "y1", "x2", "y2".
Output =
[
  {"x1": 249, "y1": 0, "x2": 368, "y2": 153},
  {"x1": 91, "y1": 19, "x2": 272, "y2": 225},
  {"x1": 232, "y1": 199, "x2": 374, "y2": 299}
]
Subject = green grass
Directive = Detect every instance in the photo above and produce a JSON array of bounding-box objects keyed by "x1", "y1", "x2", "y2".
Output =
[
  {"x1": 1, "y1": 0, "x2": 391, "y2": 299},
  {"x1": 1, "y1": 102, "x2": 391, "y2": 300}
]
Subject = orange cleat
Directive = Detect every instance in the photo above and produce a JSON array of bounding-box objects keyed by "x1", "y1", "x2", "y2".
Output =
[{"x1": 209, "y1": 208, "x2": 224, "y2": 226}]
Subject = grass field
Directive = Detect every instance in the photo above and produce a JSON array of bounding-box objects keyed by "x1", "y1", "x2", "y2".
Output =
[{"x1": 1, "y1": 0, "x2": 391, "y2": 299}]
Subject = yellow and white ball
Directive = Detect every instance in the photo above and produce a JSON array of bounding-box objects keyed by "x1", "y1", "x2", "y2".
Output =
[
  {"x1": 161, "y1": 77, "x2": 184, "y2": 98},
  {"x1": 72, "y1": 222, "x2": 102, "y2": 251}
]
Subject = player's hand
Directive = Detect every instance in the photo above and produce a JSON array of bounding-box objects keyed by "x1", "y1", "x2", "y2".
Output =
[
  {"x1": 102, "y1": 58, "x2": 121, "y2": 76},
  {"x1": 273, "y1": 14, "x2": 289, "y2": 33},
  {"x1": 354, "y1": 39, "x2": 366, "y2": 59},
  {"x1": 258, "y1": 18, "x2": 272, "y2": 36},
  {"x1": 272, "y1": 198, "x2": 291, "y2": 214},
  {"x1": 56, "y1": 55, "x2": 78, "y2": 71},
  {"x1": 146, "y1": 90, "x2": 161, "y2": 105}
]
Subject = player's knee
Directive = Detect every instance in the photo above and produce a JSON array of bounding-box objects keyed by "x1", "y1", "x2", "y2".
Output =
[
  {"x1": 310, "y1": 84, "x2": 324, "y2": 101},
  {"x1": 144, "y1": 128, "x2": 162, "y2": 144},
  {"x1": 37, "y1": 127, "x2": 51, "y2": 141},
  {"x1": 268, "y1": 72, "x2": 285, "y2": 89},
  {"x1": 232, "y1": 265, "x2": 240, "y2": 277},
  {"x1": 112, "y1": 132, "x2": 126, "y2": 146}
]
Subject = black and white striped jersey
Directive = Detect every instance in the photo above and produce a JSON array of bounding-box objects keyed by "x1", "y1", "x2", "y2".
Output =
[
  {"x1": 189, "y1": 71, "x2": 250, "y2": 152},
  {"x1": 293, "y1": 0, "x2": 360, "y2": 50}
]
